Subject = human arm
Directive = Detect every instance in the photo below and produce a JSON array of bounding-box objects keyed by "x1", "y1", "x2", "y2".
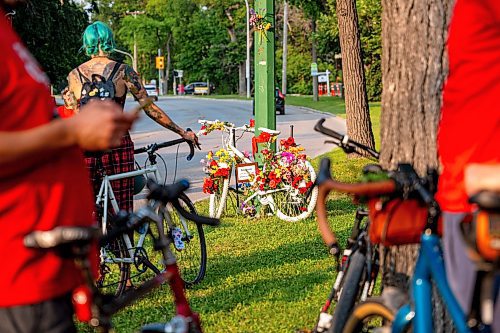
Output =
[
  {"x1": 464, "y1": 164, "x2": 500, "y2": 195},
  {"x1": 123, "y1": 66, "x2": 200, "y2": 148},
  {"x1": 0, "y1": 100, "x2": 137, "y2": 178},
  {"x1": 65, "y1": 71, "x2": 80, "y2": 112}
]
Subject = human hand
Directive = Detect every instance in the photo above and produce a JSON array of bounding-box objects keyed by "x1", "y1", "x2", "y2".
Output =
[
  {"x1": 68, "y1": 100, "x2": 138, "y2": 151},
  {"x1": 182, "y1": 129, "x2": 201, "y2": 150}
]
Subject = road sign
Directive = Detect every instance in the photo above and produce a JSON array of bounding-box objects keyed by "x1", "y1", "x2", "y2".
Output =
[
  {"x1": 155, "y1": 56, "x2": 164, "y2": 69},
  {"x1": 311, "y1": 62, "x2": 318, "y2": 76},
  {"x1": 318, "y1": 75, "x2": 328, "y2": 83},
  {"x1": 173, "y1": 70, "x2": 183, "y2": 78}
]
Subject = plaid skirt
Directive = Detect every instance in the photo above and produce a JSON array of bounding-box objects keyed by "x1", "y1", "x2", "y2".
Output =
[{"x1": 85, "y1": 133, "x2": 135, "y2": 213}]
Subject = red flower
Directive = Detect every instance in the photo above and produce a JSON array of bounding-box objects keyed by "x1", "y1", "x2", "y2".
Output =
[
  {"x1": 292, "y1": 176, "x2": 303, "y2": 188},
  {"x1": 210, "y1": 160, "x2": 218, "y2": 167},
  {"x1": 200, "y1": 125, "x2": 208, "y2": 135},
  {"x1": 269, "y1": 179, "x2": 277, "y2": 189},
  {"x1": 203, "y1": 177, "x2": 217, "y2": 194},
  {"x1": 249, "y1": 119, "x2": 255, "y2": 127},
  {"x1": 257, "y1": 131, "x2": 271, "y2": 142},
  {"x1": 280, "y1": 136, "x2": 296, "y2": 150},
  {"x1": 214, "y1": 167, "x2": 229, "y2": 178}
]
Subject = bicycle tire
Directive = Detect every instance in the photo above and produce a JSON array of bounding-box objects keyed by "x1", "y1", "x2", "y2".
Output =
[
  {"x1": 342, "y1": 299, "x2": 394, "y2": 333},
  {"x1": 329, "y1": 250, "x2": 367, "y2": 333},
  {"x1": 274, "y1": 160, "x2": 318, "y2": 222},
  {"x1": 166, "y1": 193, "x2": 207, "y2": 287},
  {"x1": 209, "y1": 177, "x2": 230, "y2": 218},
  {"x1": 97, "y1": 212, "x2": 131, "y2": 297}
]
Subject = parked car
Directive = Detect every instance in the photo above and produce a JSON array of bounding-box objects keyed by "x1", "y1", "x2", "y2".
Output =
[
  {"x1": 252, "y1": 87, "x2": 286, "y2": 115},
  {"x1": 144, "y1": 84, "x2": 159, "y2": 101},
  {"x1": 182, "y1": 82, "x2": 215, "y2": 95}
]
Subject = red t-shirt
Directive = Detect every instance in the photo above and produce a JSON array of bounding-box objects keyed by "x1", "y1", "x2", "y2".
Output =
[
  {"x1": 0, "y1": 12, "x2": 95, "y2": 306},
  {"x1": 437, "y1": 0, "x2": 500, "y2": 212}
]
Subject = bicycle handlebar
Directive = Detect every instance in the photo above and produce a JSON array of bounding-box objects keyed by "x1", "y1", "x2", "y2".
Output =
[
  {"x1": 314, "y1": 118, "x2": 380, "y2": 159},
  {"x1": 134, "y1": 135, "x2": 195, "y2": 161},
  {"x1": 315, "y1": 158, "x2": 397, "y2": 247},
  {"x1": 147, "y1": 180, "x2": 221, "y2": 227},
  {"x1": 24, "y1": 226, "x2": 99, "y2": 250}
]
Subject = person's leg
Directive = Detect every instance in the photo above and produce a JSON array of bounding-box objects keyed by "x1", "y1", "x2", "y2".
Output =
[
  {"x1": 442, "y1": 212, "x2": 477, "y2": 313},
  {"x1": 0, "y1": 293, "x2": 76, "y2": 333}
]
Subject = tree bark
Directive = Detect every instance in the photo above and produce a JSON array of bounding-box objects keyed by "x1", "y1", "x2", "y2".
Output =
[
  {"x1": 380, "y1": 1, "x2": 454, "y2": 330},
  {"x1": 165, "y1": 33, "x2": 172, "y2": 95},
  {"x1": 380, "y1": 0, "x2": 453, "y2": 175},
  {"x1": 336, "y1": 0, "x2": 375, "y2": 155}
]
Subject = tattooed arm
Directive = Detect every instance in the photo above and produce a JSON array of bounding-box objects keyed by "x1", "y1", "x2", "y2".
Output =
[
  {"x1": 65, "y1": 70, "x2": 80, "y2": 112},
  {"x1": 123, "y1": 66, "x2": 200, "y2": 148}
]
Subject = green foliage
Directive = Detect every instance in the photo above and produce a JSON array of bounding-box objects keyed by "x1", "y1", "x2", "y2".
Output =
[
  {"x1": 12, "y1": 0, "x2": 88, "y2": 91},
  {"x1": 14, "y1": 0, "x2": 381, "y2": 98}
]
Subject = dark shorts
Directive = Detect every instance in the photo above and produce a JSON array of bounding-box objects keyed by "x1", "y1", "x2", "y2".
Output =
[
  {"x1": 443, "y1": 212, "x2": 500, "y2": 332},
  {"x1": 0, "y1": 293, "x2": 76, "y2": 333}
]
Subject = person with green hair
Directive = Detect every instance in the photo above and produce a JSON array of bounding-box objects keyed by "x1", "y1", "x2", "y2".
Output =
[
  {"x1": 65, "y1": 21, "x2": 200, "y2": 291},
  {"x1": 65, "y1": 20, "x2": 200, "y2": 217}
]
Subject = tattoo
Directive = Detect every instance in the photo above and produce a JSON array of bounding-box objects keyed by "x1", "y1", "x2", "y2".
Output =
[
  {"x1": 123, "y1": 65, "x2": 144, "y2": 95},
  {"x1": 122, "y1": 65, "x2": 185, "y2": 136}
]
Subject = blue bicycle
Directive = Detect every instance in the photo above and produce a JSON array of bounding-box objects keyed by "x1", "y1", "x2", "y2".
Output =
[{"x1": 338, "y1": 164, "x2": 499, "y2": 333}]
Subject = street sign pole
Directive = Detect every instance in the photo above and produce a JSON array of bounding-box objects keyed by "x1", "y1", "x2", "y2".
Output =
[
  {"x1": 254, "y1": 0, "x2": 276, "y2": 161},
  {"x1": 157, "y1": 49, "x2": 162, "y2": 96},
  {"x1": 326, "y1": 69, "x2": 331, "y2": 96}
]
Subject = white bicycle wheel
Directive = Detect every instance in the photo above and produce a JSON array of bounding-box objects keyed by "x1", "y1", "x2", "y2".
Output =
[
  {"x1": 209, "y1": 177, "x2": 230, "y2": 218},
  {"x1": 274, "y1": 160, "x2": 318, "y2": 222}
]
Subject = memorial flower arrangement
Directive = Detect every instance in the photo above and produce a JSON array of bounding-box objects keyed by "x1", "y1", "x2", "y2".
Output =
[
  {"x1": 252, "y1": 136, "x2": 313, "y2": 196},
  {"x1": 201, "y1": 149, "x2": 234, "y2": 194},
  {"x1": 199, "y1": 120, "x2": 233, "y2": 136},
  {"x1": 249, "y1": 8, "x2": 272, "y2": 44}
]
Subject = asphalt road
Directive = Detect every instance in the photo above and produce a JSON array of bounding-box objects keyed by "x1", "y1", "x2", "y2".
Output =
[{"x1": 125, "y1": 96, "x2": 346, "y2": 201}]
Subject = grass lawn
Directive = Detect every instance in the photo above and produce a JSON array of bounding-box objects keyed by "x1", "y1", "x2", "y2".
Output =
[{"x1": 81, "y1": 100, "x2": 381, "y2": 332}]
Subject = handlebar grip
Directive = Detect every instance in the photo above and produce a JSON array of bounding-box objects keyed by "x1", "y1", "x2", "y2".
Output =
[
  {"x1": 314, "y1": 118, "x2": 344, "y2": 141},
  {"x1": 171, "y1": 200, "x2": 220, "y2": 227},
  {"x1": 134, "y1": 146, "x2": 149, "y2": 154},
  {"x1": 186, "y1": 128, "x2": 195, "y2": 161},
  {"x1": 24, "y1": 227, "x2": 97, "y2": 249},
  {"x1": 316, "y1": 158, "x2": 333, "y2": 186},
  {"x1": 147, "y1": 179, "x2": 190, "y2": 203}
]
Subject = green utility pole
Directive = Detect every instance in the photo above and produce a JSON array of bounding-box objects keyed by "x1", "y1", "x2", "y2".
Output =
[{"x1": 254, "y1": 0, "x2": 276, "y2": 161}]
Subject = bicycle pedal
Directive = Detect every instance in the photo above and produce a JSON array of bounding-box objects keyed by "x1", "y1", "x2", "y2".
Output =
[{"x1": 172, "y1": 227, "x2": 185, "y2": 250}]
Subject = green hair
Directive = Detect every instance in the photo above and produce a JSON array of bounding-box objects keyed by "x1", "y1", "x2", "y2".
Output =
[{"x1": 82, "y1": 21, "x2": 115, "y2": 56}]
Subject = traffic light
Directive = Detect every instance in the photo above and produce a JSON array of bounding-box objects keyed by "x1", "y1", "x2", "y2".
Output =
[{"x1": 155, "y1": 56, "x2": 165, "y2": 69}]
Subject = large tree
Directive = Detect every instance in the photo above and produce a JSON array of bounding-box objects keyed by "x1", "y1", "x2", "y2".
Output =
[
  {"x1": 335, "y1": 0, "x2": 375, "y2": 155},
  {"x1": 379, "y1": 0, "x2": 454, "y2": 329},
  {"x1": 12, "y1": 0, "x2": 88, "y2": 91}
]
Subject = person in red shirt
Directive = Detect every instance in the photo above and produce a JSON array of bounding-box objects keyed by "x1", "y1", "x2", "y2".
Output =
[
  {"x1": 437, "y1": 0, "x2": 500, "y2": 327},
  {"x1": 0, "y1": 1, "x2": 137, "y2": 332}
]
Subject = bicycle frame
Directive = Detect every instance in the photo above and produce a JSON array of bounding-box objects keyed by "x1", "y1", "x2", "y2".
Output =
[{"x1": 392, "y1": 233, "x2": 471, "y2": 333}]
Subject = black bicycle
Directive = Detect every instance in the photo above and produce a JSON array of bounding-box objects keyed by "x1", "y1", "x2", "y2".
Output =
[{"x1": 312, "y1": 119, "x2": 382, "y2": 333}]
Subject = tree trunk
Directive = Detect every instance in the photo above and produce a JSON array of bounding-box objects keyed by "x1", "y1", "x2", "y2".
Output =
[
  {"x1": 165, "y1": 33, "x2": 172, "y2": 95},
  {"x1": 336, "y1": 0, "x2": 375, "y2": 155},
  {"x1": 312, "y1": 19, "x2": 319, "y2": 102},
  {"x1": 282, "y1": 0, "x2": 289, "y2": 95},
  {"x1": 380, "y1": 1, "x2": 454, "y2": 331},
  {"x1": 225, "y1": 8, "x2": 246, "y2": 96}
]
